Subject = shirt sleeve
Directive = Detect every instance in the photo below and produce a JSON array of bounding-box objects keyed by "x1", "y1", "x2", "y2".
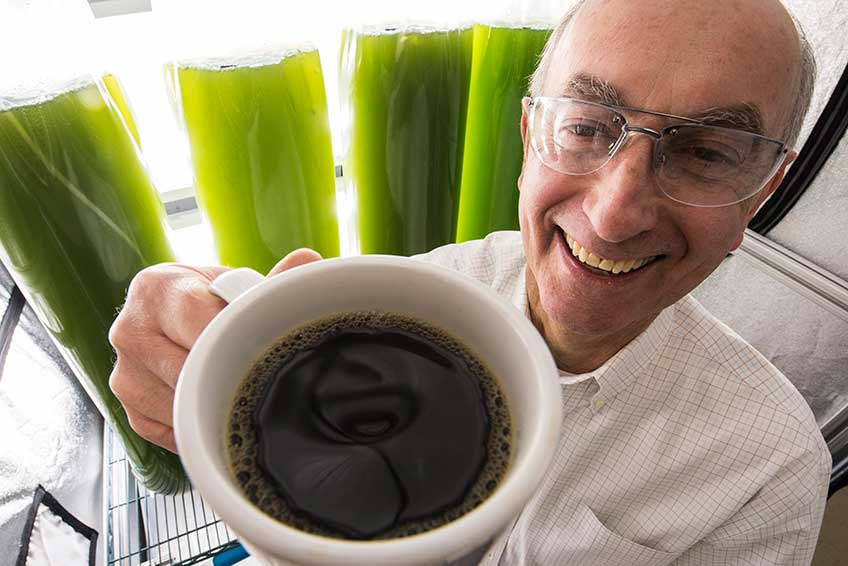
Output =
[
  {"x1": 411, "y1": 234, "x2": 504, "y2": 287},
  {"x1": 672, "y1": 433, "x2": 831, "y2": 566}
]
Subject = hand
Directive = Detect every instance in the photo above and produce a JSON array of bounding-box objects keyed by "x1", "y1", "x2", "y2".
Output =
[{"x1": 108, "y1": 248, "x2": 323, "y2": 453}]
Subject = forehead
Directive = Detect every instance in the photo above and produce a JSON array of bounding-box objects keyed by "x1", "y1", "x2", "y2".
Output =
[{"x1": 545, "y1": 0, "x2": 798, "y2": 135}]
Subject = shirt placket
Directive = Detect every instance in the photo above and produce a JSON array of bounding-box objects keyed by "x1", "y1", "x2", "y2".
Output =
[{"x1": 482, "y1": 378, "x2": 600, "y2": 566}]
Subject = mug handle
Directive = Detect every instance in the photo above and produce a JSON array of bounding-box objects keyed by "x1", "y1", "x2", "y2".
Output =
[{"x1": 209, "y1": 268, "x2": 266, "y2": 304}]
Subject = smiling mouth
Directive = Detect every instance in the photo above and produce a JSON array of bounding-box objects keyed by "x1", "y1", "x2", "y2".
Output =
[{"x1": 560, "y1": 229, "x2": 661, "y2": 275}]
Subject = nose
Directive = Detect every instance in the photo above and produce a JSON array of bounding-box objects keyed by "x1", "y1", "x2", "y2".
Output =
[{"x1": 582, "y1": 133, "x2": 662, "y2": 243}]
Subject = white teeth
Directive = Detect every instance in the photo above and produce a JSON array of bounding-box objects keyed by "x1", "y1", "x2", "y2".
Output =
[
  {"x1": 611, "y1": 259, "x2": 627, "y2": 274},
  {"x1": 562, "y1": 230, "x2": 656, "y2": 274}
]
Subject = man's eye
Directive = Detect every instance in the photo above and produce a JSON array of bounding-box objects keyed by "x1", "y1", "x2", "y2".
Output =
[
  {"x1": 561, "y1": 122, "x2": 604, "y2": 137},
  {"x1": 686, "y1": 146, "x2": 740, "y2": 166},
  {"x1": 570, "y1": 124, "x2": 597, "y2": 136},
  {"x1": 555, "y1": 121, "x2": 616, "y2": 145}
]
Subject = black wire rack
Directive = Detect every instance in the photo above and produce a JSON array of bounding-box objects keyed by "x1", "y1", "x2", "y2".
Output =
[{"x1": 104, "y1": 425, "x2": 240, "y2": 565}]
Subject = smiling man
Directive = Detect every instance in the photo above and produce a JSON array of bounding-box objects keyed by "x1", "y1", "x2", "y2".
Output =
[
  {"x1": 514, "y1": 0, "x2": 804, "y2": 378},
  {"x1": 109, "y1": 0, "x2": 831, "y2": 563}
]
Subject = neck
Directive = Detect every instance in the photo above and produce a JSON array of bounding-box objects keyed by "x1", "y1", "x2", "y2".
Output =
[{"x1": 525, "y1": 273, "x2": 658, "y2": 375}]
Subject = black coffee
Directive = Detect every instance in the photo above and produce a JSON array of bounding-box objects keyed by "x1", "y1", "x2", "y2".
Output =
[{"x1": 226, "y1": 311, "x2": 512, "y2": 540}]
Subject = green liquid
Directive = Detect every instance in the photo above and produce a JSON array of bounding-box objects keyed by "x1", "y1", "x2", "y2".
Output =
[
  {"x1": 103, "y1": 74, "x2": 141, "y2": 147},
  {"x1": 175, "y1": 49, "x2": 340, "y2": 273},
  {"x1": 341, "y1": 27, "x2": 473, "y2": 256},
  {"x1": 456, "y1": 24, "x2": 551, "y2": 242},
  {"x1": 0, "y1": 79, "x2": 183, "y2": 493}
]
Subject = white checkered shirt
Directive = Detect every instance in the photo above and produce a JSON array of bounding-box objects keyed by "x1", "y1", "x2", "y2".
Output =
[{"x1": 415, "y1": 231, "x2": 831, "y2": 566}]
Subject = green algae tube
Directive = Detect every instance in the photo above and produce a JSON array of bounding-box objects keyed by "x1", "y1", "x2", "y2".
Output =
[
  {"x1": 341, "y1": 26, "x2": 473, "y2": 256},
  {"x1": 456, "y1": 24, "x2": 551, "y2": 242},
  {"x1": 174, "y1": 48, "x2": 340, "y2": 273},
  {"x1": 0, "y1": 78, "x2": 184, "y2": 494}
]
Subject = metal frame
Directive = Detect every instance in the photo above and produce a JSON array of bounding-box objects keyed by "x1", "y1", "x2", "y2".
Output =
[
  {"x1": 738, "y1": 230, "x2": 848, "y2": 328},
  {"x1": 527, "y1": 96, "x2": 789, "y2": 208},
  {"x1": 103, "y1": 424, "x2": 239, "y2": 565},
  {"x1": 88, "y1": 0, "x2": 151, "y2": 19},
  {"x1": 829, "y1": 427, "x2": 848, "y2": 497},
  {"x1": 736, "y1": 229, "x2": 848, "y2": 440}
]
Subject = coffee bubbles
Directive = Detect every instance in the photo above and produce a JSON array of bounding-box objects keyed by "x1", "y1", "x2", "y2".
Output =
[{"x1": 226, "y1": 311, "x2": 512, "y2": 540}]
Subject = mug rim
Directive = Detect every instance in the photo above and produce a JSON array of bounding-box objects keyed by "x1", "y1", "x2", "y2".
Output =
[{"x1": 174, "y1": 255, "x2": 561, "y2": 564}]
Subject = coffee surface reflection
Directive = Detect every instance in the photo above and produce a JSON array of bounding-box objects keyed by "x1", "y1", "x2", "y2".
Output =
[{"x1": 227, "y1": 311, "x2": 512, "y2": 540}]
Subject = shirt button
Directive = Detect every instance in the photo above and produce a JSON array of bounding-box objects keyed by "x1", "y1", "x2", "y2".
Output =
[{"x1": 592, "y1": 399, "x2": 606, "y2": 410}]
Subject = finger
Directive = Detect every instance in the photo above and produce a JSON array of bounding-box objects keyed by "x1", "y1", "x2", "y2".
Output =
[
  {"x1": 110, "y1": 358, "x2": 177, "y2": 427},
  {"x1": 158, "y1": 274, "x2": 229, "y2": 351},
  {"x1": 130, "y1": 333, "x2": 190, "y2": 390},
  {"x1": 117, "y1": 264, "x2": 231, "y2": 351},
  {"x1": 179, "y1": 265, "x2": 232, "y2": 283},
  {"x1": 267, "y1": 248, "x2": 323, "y2": 278},
  {"x1": 125, "y1": 406, "x2": 177, "y2": 453}
]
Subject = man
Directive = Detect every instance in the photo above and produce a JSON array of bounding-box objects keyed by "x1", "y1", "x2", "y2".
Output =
[{"x1": 109, "y1": 0, "x2": 831, "y2": 563}]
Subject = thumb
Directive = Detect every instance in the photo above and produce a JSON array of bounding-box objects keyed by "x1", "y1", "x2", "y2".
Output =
[{"x1": 267, "y1": 248, "x2": 323, "y2": 278}]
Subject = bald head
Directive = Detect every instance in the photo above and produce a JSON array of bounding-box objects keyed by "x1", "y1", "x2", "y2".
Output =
[{"x1": 530, "y1": 0, "x2": 815, "y2": 147}]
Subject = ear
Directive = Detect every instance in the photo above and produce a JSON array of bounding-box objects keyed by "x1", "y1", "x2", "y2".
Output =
[
  {"x1": 518, "y1": 97, "x2": 531, "y2": 191},
  {"x1": 730, "y1": 149, "x2": 797, "y2": 250}
]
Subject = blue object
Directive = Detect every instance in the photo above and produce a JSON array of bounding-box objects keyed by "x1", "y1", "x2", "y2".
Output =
[{"x1": 213, "y1": 542, "x2": 249, "y2": 565}]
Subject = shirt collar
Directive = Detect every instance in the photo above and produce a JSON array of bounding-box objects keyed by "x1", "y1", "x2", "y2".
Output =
[
  {"x1": 512, "y1": 263, "x2": 676, "y2": 398},
  {"x1": 591, "y1": 306, "x2": 675, "y2": 401},
  {"x1": 510, "y1": 263, "x2": 531, "y2": 320}
]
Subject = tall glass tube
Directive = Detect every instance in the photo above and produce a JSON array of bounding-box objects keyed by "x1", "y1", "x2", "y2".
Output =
[
  {"x1": 340, "y1": 26, "x2": 473, "y2": 256},
  {"x1": 456, "y1": 24, "x2": 551, "y2": 242},
  {"x1": 173, "y1": 48, "x2": 340, "y2": 273},
  {"x1": 0, "y1": 77, "x2": 184, "y2": 493}
]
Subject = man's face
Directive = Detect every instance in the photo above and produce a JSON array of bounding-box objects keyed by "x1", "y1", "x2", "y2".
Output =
[{"x1": 518, "y1": 0, "x2": 798, "y2": 342}]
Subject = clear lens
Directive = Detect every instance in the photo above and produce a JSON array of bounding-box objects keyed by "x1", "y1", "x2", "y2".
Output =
[
  {"x1": 528, "y1": 98, "x2": 786, "y2": 207},
  {"x1": 656, "y1": 124, "x2": 785, "y2": 206},
  {"x1": 529, "y1": 97, "x2": 623, "y2": 176}
]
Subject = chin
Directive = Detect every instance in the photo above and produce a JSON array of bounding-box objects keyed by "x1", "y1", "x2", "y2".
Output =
[{"x1": 538, "y1": 290, "x2": 627, "y2": 337}]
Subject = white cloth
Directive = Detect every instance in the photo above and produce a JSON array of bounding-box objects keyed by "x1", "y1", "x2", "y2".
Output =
[
  {"x1": 19, "y1": 491, "x2": 96, "y2": 566},
  {"x1": 0, "y1": 281, "x2": 103, "y2": 566},
  {"x1": 415, "y1": 231, "x2": 831, "y2": 566}
]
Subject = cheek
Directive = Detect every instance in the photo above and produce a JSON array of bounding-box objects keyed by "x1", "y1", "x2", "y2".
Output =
[
  {"x1": 517, "y1": 174, "x2": 543, "y2": 231},
  {"x1": 678, "y1": 214, "x2": 748, "y2": 278},
  {"x1": 519, "y1": 166, "x2": 577, "y2": 218}
]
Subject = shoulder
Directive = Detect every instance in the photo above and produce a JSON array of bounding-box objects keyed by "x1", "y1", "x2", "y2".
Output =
[
  {"x1": 671, "y1": 295, "x2": 830, "y2": 470},
  {"x1": 412, "y1": 231, "x2": 525, "y2": 288},
  {"x1": 666, "y1": 297, "x2": 831, "y2": 545}
]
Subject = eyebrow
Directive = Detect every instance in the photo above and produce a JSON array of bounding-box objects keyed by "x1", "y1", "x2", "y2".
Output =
[
  {"x1": 692, "y1": 104, "x2": 765, "y2": 135},
  {"x1": 560, "y1": 73, "x2": 766, "y2": 135},
  {"x1": 561, "y1": 73, "x2": 624, "y2": 106}
]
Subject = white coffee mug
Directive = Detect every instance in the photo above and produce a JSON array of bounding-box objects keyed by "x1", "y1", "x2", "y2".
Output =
[{"x1": 174, "y1": 255, "x2": 561, "y2": 566}]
